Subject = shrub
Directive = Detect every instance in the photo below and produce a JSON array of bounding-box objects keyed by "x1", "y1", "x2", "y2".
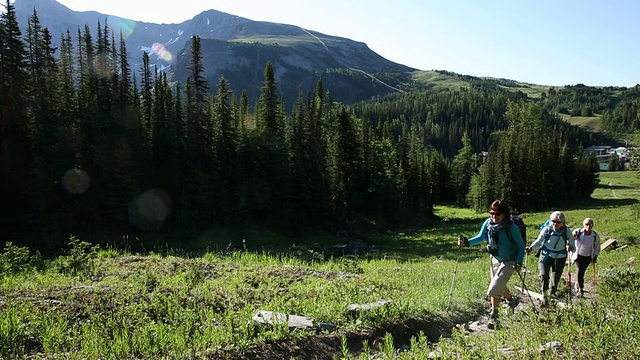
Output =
[
  {"x1": 52, "y1": 235, "x2": 99, "y2": 277},
  {"x1": 0, "y1": 242, "x2": 32, "y2": 275}
]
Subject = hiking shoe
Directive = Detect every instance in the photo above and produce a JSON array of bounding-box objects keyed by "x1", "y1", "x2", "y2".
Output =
[
  {"x1": 507, "y1": 296, "x2": 520, "y2": 309},
  {"x1": 541, "y1": 295, "x2": 549, "y2": 307},
  {"x1": 487, "y1": 314, "x2": 500, "y2": 330},
  {"x1": 489, "y1": 309, "x2": 499, "y2": 319}
]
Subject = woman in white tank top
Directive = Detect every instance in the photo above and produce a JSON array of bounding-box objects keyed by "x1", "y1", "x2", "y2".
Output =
[{"x1": 571, "y1": 218, "x2": 601, "y2": 298}]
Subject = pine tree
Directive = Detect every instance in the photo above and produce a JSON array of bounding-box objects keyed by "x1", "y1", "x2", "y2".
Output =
[
  {"x1": 285, "y1": 91, "x2": 317, "y2": 226},
  {"x1": 451, "y1": 133, "x2": 476, "y2": 206},
  {"x1": 56, "y1": 30, "x2": 79, "y2": 169},
  {"x1": 183, "y1": 35, "x2": 213, "y2": 224},
  {"x1": 212, "y1": 76, "x2": 240, "y2": 224},
  {"x1": 25, "y1": 9, "x2": 61, "y2": 212},
  {"x1": 257, "y1": 62, "x2": 283, "y2": 147},
  {"x1": 185, "y1": 35, "x2": 210, "y2": 166},
  {"x1": 0, "y1": 0, "x2": 30, "y2": 216},
  {"x1": 140, "y1": 52, "x2": 153, "y2": 143}
]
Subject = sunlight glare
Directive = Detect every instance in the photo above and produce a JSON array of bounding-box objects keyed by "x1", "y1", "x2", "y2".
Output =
[
  {"x1": 129, "y1": 189, "x2": 172, "y2": 230},
  {"x1": 62, "y1": 169, "x2": 91, "y2": 194},
  {"x1": 152, "y1": 42, "x2": 173, "y2": 61}
]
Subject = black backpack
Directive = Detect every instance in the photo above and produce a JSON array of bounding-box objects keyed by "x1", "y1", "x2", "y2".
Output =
[
  {"x1": 508, "y1": 214, "x2": 527, "y2": 243},
  {"x1": 489, "y1": 215, "x2": 525, "y2": 261}
]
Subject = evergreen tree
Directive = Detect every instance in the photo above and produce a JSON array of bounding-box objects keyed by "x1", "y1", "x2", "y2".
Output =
[
  {"x1": 451, "y1": 132, "x2": 476, "y2": 206},
  {"x1": 212, "y1": 76, "x2": 239, "y2": 224},
  {"x1": 244, "y1": 61, "x2": 288, "y2": 222},
  {"x1": 139, "y1": 52, "x2": 153, "y2": 143},
  {"x1": 185, "y1": 35, "x2": 210, "y2": 166},
  {"x1": 25, "y1": 9, "x2": 60, "y2": 212},
  {"x1": 117, "y1": 32, "x2": 133, "y2": 108},
  {"x1": 56, "y1": 30, "x2": 79, "y2": 172},
  {"x1": 0, "y1": 0, "x2": 30, "y2": 216},
  {"x1": 183, "y1": 35, "x2": 212, "y2": 224}
]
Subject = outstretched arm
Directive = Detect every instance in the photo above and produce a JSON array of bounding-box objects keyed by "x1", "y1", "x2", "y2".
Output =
[
  {"x1": 527, "y1": 228, "x2": 546, "y2": 251},
  {"x1": 466, "y1": 218, "x2": 490, "y2": 246}
]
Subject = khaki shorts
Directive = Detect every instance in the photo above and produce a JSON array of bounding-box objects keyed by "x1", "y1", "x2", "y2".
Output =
[{"x1": 487, "y1": 260, "x2": 516, "y2": 297}]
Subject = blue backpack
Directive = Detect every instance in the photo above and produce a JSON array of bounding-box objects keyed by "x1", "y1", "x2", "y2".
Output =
[
  {"x1": 540, "y1": 219, "x2": 551, "y2": 230},
  {"x1": 536, "y1": 220, "x2": 569, "y2": 257}
]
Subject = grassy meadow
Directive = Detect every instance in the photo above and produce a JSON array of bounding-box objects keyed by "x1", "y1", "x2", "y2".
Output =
[{"x1": 1, "y1": 171, "x2": 639, "y2": 359}]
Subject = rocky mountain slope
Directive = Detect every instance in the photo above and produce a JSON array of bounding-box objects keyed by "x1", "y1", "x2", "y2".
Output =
[{"x1": 14, "y1": 0, "x2": 416, "y2": 106}]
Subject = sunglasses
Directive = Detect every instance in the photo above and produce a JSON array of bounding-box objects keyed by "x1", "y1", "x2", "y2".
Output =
[
  {"x1": 551, "y1": 220, "x2": 562, "y2": 224},
  {"x1": 489, "y1": 211, "x2": 502, "y2": 216},
  {"x1": 584, "y1": 223, "x2": 593, "y2": 227}
]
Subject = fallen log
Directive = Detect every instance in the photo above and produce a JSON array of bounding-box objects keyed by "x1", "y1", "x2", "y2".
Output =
[
  {"x1": 514, "y1": 286, "x2": 569, "y2": 309},
  {"x1": 600, "y1": 238, "x2": 618, "y2": 251},
  {"x1": 252, "y1": 310, "x2": 315, "y2": 331}
]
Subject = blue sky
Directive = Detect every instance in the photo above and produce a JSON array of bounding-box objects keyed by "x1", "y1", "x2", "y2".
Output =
[{"x1": 53, "y1": 0, "x2": 640, "y2": 87}]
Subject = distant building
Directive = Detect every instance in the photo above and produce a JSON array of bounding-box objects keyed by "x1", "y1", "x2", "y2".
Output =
[
  {"x1": 585, "y1": 146, "x2": 618, "y2": 171},
  {"x1": 597, "y1": 161, "x2": 609, "y2": 171},
  {"x1": 584, "y1": 146, "x2": 612, "y2": 156},
  {"x1": 611, "y1": 147, "x2": 629, "y2": 159}
]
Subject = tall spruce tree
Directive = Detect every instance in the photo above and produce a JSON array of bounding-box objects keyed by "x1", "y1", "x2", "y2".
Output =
[
  {"x1": 56, "y1": 30, "x2": 79, "y2": 170},
  {"x1": 212, "y1": 76, "x2": 240, "y2": 224},
  {"x1": 183, "y1": 35, "x2": 213, "y2": 224},
  {"x1": 451, "y1": 132, "x2": 476, "y2": 207},
  {"x1": 0, "y1": 0, "x2": 30, "y2": 216},
  {"x1": 245, "y1": 62, "x2": 288, "y2": 221},
  {"x1": 25, "y1": 9, "x2": 60, "y2": 212}
]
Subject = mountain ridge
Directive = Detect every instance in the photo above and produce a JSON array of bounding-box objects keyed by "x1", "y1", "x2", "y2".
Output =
[{"x1": 14, "y1": 0, "x2": 418, "y2": 106}]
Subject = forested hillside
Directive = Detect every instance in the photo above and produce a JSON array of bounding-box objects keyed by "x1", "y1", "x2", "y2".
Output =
[{"x1": 0, "y1": 4, "x2": 627, "y2": 252}]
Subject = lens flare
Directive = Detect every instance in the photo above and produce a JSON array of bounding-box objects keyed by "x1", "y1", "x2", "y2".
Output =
[
  {"x1": 62, "y1": 169, "x2": 91, "y2": 194},
  {"x1": 151, "y1": 42, "x2": 173, "y2": 61},
  {"x1": 129, "y1": 189, "x2": 172, "y2": 230},
  {"x1": 107, "y1": 16, "x2": 136, "y2": 39}
]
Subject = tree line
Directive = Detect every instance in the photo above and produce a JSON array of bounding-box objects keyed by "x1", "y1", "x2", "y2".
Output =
[{"x1": 0, "y1": 3, "x2": 599, "y2": 251}]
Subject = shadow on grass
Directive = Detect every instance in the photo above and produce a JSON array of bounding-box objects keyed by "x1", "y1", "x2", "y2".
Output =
[
  {"x1": 596, "y1": 183, "x2": 634, "y2": 190},
  {"x1": 132, "y1": 213, "x2": 490, "y2": 263},
  {"x1": 88, "y1": 194, "x2": 634, "y2": 263},
  {"x1": 556, "y1": 197, "x2": 638, "y2": 211}
]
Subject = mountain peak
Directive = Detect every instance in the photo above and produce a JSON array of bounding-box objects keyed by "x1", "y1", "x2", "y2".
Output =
[
  {"x1": 14, "y1": 0, "x2": 69, "y2": 14},
  {"x1": 14, "y1": 0, "x2": 414, "y2": 107}
]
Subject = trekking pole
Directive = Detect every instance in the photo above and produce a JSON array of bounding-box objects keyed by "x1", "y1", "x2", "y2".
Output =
[
  {"x1": 516, "y1": 269, "x2": 539, "y2": 315},
  {"x1": 593, "y1": 262, "x2": 597, "y2": 284},
  {"x1": 446, "y1": 250, "x2": 460, "y2": 311},
  {"x1": 566, "y1": 252, "x2": 572, "y2": 303},
  {"x1": 522, "y1": 251, "x2": 529, "y2": 285}
]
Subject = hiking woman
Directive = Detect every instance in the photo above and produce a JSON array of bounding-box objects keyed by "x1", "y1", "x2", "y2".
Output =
[
  {"x1": 526, "y1": 211, "x2": 576, "y2": 304},
  {"x1": 457, "y1": 200, "x2": 525, "y2": 328},
  {"x1": 570, "y1": 218, "x2": 601, "y2": 298}
]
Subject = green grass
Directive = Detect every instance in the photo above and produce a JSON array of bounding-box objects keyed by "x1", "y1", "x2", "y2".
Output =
[
  {"x1": 410, "y1": 70, "x2": 551, "y2": 98},
  {"x1": 1, "y1": 171, "x2": 639, "y2": 359},
  {"x1": 410, "y1": 70, "x2": 471, "y2": 90},
  {"x1": 563, "y1": 114, "x2": 604, "y2": 132}
]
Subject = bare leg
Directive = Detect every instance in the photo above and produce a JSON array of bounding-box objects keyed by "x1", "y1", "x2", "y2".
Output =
[
  {"x1": 491, "y1": 295, "x2": 501, "y2": 311},
  {"x1": 503, "y1": 288, "x2": 511, "y2": 299}
]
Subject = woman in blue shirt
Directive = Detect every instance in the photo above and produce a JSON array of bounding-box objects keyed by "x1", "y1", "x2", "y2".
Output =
[{"x1": 458, "y1": 200, "x2": 525, "y2": 328}]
